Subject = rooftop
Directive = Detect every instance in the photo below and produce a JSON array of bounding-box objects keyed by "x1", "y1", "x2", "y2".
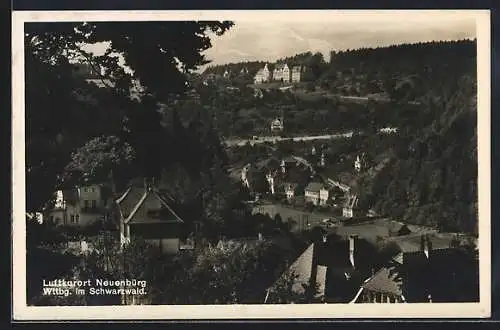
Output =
[
  {"x1": 116, "y1": 185, "x2": 183, "y2": 225},
  {"x1": 361, "y1": 265, "x2": 403, "y2": 296},
  {"x1": 305, "y1": 182, "x2": 324, "y2": 193},
  {"x1": 386, "y1": 233, "x2": 458, "y2": 254}
]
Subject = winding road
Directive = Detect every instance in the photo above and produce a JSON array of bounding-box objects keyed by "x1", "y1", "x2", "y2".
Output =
[{"x1": 223, "y1": 132, "x2": 354, "y2": 147}]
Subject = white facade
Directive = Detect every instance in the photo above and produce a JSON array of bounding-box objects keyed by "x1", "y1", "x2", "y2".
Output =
[
  {"x1": 80, "y1": 184, "x2": 105, "y2": 210},
  {"x1": 320, "y1": 153, "x2": 325, "y2": 167},
  {"x1": 254, "y1": 64, "x2": 271, "y2": 83},
  {"x1": 319, "y1": 188, "x2": 329, "y2": 206},
  {"x1": 354, "y1": 157, "x2": 361, "y2": 172},
  {"x1": 282, "y1": 64, "x2": 290, "y2": 83},
  {"x1": 285, "y1": 184, "x2": 297, "y2": 200},
  {"x1": 343, "y1": 207, "x2": 354, "y2": 218},
  {"x1": 241, "y1": 164, "x2": 251, "y2": 188},
  {"x1": 273, "y1": 64, "x2": 290, "y2": 82},
  {"x1": 271, "y1": 117, "x2": 284, "y2": 132},
  {"x1": 266, "y1": 173, "x2": 275, "y2": 195},
  {"x1": 305, "y1": 190, "x2": 320, "y2": 205},
  {"x1": 48, "y1": 185, "x2": 106, "y2": 227},
  {"x1": 343, "y1": 194, "x2": 359, "y2": 218}
]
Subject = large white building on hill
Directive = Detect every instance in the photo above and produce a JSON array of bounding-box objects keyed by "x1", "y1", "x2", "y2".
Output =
[{"x1": 254, "y1": 64, "x2": 271, "y2": 84}]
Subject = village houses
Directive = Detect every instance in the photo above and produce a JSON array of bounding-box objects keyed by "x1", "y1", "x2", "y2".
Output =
[
  {"x1": 266, "y1": 234, "x2": 370, "y2": 303},
  {"x1": 47, "y1": 184, "x2": 112, "y2": 227},
  {"x1": 342, "y1": 194, "x2": 360, "y2": 218},
  {"x1": 253, "y1": 63, "x2": 305, "y2": 84},
  {"x1": 304, "y1": 182, "x2": 330, "y2": 206},
  {"x1": 273, "y1": 63, "x2": 291, "y2": 83},
  {"x1": 284, "y1": 182, "x2": 300, "y2": 201},
  {"x1": 350, "y1": 234, "x2": 476, "y2": 303}
]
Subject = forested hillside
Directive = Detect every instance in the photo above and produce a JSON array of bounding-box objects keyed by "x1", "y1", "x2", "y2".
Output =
[
  {"x1": 365, "y1": 64, "x2": 477, "y2": 233},
  {"x1": 201, "y1": 39, "x2": 478, "y2": 233},
  {"x1": 325, "y1": 40, "x2": 478, "y2": 233},
  {"x1": 321, "y1": 39, "x2": 476, "y2": 100}
]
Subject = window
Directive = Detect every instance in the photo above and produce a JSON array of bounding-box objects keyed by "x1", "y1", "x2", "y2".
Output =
[
  {"x1": 91, "y1": 187, "x2": 95, "y2": 192},
  {"x1": 75, "y1": 215, "x2": 79, "y2": 223},
  {"x1": 83, "y1": 188, "x2": 87, "y2": 192},
  {"x1": 84, "y1": 200, "x2": 89, "y2": 208},
  {"x1": 71, "y1": 215, "x2": 75, "y2": 223},
  {"x1": 91, "y1": 200, "x2": 96, "y2": 208}
]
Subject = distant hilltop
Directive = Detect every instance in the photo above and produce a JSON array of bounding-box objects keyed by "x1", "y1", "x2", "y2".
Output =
[{"x1": 201, "y1": 39, "x2": 476, "y2": 84}]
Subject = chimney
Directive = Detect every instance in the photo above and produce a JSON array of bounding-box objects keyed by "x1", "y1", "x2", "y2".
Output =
[
  {"x1": 349, "y1": 235, "x2": 357, "y2": 268},
  {"x1": 421, "y1": 235, "x2": 432, "y2": 259},
  {"x1": 309, "y1": 243, "x2": 319, "y2": 300}
]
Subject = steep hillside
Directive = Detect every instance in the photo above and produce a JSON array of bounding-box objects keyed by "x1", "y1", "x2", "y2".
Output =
[{"x1": 362, "y1": 72, "x2": 478, "y2": 233}]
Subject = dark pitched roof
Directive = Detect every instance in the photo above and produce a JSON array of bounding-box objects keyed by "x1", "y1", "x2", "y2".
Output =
[
  {"x1": 343, "y1": 194, "x2": 359, "y2": 208},
  {"x1": 62, "y1": 188, "x2": 80, "y2": 206},
  {"x1": 121, "y1": 187, "x2": 184, "y2": 225},
  {"x1": 361, "y1": 265, "x2": 403, "y2": 296},
  {"x1": 305, "y1": 182, "x2": 324, "y2": 193},
  {"x1": 274, "y1": 63, "x2": 288, "y2": 70},
  {"x1": 269, "y1": 243, "x2": 316, "y2": 295},
  {"x1": 386, "y1": 233, "x2": 456, "y2": 254},
  {"x1": 283, "y1": 182, "x2": 299, "y2": 190},
  {"x1": 282, "y1": 156, "x2": 296, "y2": 163},
  {"x1": 116, "y1": 186, "x2": 145, "y2": 219}
]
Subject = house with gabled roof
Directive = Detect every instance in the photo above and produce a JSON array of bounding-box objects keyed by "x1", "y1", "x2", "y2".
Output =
[
  {"x1": 116, "y1": 181, "x2": 185, "y2": 254},
  {"x1": 265, "y1": 234, "x2": 378, "y2": 303},
  {"x1": 254, "y1": 64, "x2": 271, "y2": 84},
  {"x1": 350, "y1": 233, "x2": 479, "y2": 303},
  {"x1": 304, "y1": 182, "x2": 326, "y2": 206},
  {"x1": 342, "y1": 194, "x2": 360, "y2": 218},
  {"x1": 240, "y1": 67, "x2": 249, "y2": 75},
  {"x1": 47, "y1": 183, "x2": 113, "y2": 227},
  {"x1": 282, "y1": 182, "x2": 301, "y2": 201},
  {"x1": 273, "y1": 63, "x2": 291, "y2": 83}
]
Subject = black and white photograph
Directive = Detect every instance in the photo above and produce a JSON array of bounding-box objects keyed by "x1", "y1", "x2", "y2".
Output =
[{"x1": 12, "y1": 10, "x2": 490, "y2": 320}]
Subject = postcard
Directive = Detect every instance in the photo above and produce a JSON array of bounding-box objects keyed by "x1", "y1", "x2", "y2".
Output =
[{"x1": 12, "y1": 9, "x2": 491, "y2": 320}]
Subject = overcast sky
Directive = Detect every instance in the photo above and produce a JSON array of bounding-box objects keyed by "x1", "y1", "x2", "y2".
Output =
[
  {"x1": 203, "y1": 11, "x2": 477, "y2": 67},
  {"x1": 81, "y1": 11, "x2": 478, "y2": 71}
]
